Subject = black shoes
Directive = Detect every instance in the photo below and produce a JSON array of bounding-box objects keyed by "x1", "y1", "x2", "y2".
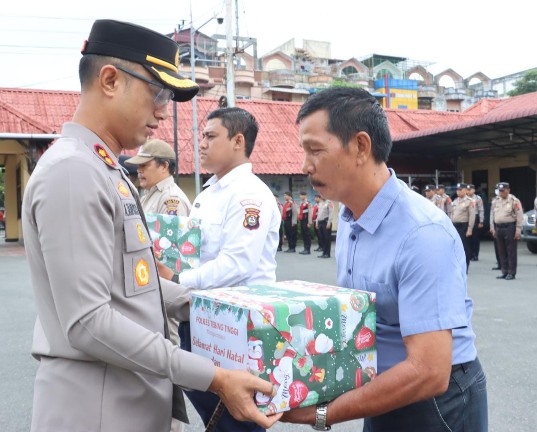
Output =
[
  {"x1": 318, "y1": 254, "x2": 330, "y2": 259},
  {"x1": 277, "y1": 247, "x2": 282, "y2": 252},
  {"x1": 313, "y1": 247, "x2": 323, "y2": 252},
  {"x1": 471, "y1": 256, "x2": 479, "y2": 261},
  {"x1": 496, "y1": 273, "x2": 516, "y2": 280},
  {"x1": 284, "y1": 248, "x2": 295, "y2": 253},
  {"x1": 491, "y1": 265, "x2": 500, "y2": 270},
  {"x1": 299, "y1": 250, "x2": 311, "y2": 255}
]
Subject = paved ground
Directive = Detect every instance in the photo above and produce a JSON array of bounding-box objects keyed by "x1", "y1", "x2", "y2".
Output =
[{"x1": 1, "y1": 233, "x2": 536, "y2": 431}]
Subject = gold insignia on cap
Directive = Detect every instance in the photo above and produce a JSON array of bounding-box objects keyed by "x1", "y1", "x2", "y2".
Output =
[
  {"x1": 150, "y1": 67, "x2": 198, "y2": 88},
  {"x1": 118, "y1": 182, "x2": 129, "y2": 197},
  {"x1": 136, "y1": 223, "x2": 147, "y2": 243},
  {"x1": 94, "y1": 144, "x2": 116, "y2": 167},
  {"x1": 135, "y1": 259, "x2": 150, "y2": 286},
  {"x1": 146, "y1": 54, "x2": 178, "y2": 73},
  {"x1": 174, "y1": 49, "x2": 179, "y2": 68}
]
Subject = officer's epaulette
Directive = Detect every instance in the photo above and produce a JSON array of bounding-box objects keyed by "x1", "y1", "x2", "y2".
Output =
[{"x1": 94, "y1": 144, "x2": 118, "y2": 168}]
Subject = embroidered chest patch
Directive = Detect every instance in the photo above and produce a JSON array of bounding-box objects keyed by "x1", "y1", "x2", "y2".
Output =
[
  {"x1": 243, "y1": 208, "x2": 260, "y2": 230},
  {"x1": 117, "y1": 181, "x2": 130, "y2": 198},
  {"x1": 135, "y1": 259, "x2": 150, "y2": 286}
]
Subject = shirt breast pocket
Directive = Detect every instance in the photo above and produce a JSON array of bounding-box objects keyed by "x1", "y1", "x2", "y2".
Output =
[
  {"x1": 202, "y1": 215, "x2": 224, "y2": 257},
  {"x1": 123, "y1": 218, "x2": 158, "y2": 297},
  {"x1": 361, "y1": 280, "x2": 399, "y2": 326}
]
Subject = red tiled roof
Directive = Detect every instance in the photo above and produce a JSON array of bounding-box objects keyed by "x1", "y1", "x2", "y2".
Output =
[
  {"x1": 2, "y1": 87, "x2": 536, "y2": 174},
  {"x1": 0, "y1": 99, "x2": 52, "y2": 134},
  {"x1": 394, "y1": 91, "x2": 537, "y2": 141},
  {"x1": 0, "y1": 88, "x2": 303, "y2": 175}
]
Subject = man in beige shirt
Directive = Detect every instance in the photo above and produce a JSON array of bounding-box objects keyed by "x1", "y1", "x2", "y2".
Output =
[
  {"x1": 126, "y1": 139, "x2": 191, "y2": 216},
  {"x1": 467, "y1": 184, "x2": 485, "y2": 261},
  {"x1": 450, "y1": 183, "x2": 476, "y2": 272},
  {"x1": 424, "y1": 184, "x2": 440, "y2": 204},
  {"x1": 490, "y1": 182, "x2": 524, "y2": 280}
]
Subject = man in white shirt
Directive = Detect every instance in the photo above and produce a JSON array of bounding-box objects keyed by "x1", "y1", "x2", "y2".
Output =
[{"x1": 159, "y1": 107, "x2": 280, "y2": 432}]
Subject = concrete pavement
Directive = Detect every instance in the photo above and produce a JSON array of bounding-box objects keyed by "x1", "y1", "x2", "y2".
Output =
[{"x1": 1, "y1": 235, "x2": 536, "y2": 431}]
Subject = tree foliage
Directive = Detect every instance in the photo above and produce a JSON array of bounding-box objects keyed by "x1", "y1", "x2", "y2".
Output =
[{"x1": 508, "y1": 69, "x2": 537, "y2": 96}]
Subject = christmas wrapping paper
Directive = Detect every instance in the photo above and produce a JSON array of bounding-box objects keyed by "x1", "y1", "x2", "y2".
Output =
[
  {"x1": 145, "y1": 214, "x2": 201, "y2": 275},
  {"x1": 190, "y1": 280, "x2": 377, "y2": 414}
]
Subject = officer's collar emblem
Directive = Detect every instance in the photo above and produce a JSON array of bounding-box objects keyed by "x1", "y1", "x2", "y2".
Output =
[{"x1": 94, "y1": 144, "x2": 117, "y2": 167}]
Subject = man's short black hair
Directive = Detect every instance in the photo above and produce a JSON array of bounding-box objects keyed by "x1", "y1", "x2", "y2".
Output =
[
  {"x1": 207, "y1": 107, "x2": 259, "y2": 158},
  {"x1": 296, "y1": 87, "x2": 392, "y2": 163}
]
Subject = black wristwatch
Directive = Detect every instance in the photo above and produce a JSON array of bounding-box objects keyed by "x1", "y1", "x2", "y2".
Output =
[
  {"x1": 312, "y1": 402, "x2": 331, "y2": 431},
  {"x1": 171, "y1": 274, "x2": 179, "y2": 284}
]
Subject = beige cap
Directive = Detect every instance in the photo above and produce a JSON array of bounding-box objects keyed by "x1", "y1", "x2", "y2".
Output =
[{"x1": 125, "y1": 139, "x2": 175, "y2": 165}]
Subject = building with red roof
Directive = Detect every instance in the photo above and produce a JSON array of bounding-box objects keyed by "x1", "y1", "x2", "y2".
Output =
[{"x1": 1, "y1": 88, "x2": 536, "y2": 242}]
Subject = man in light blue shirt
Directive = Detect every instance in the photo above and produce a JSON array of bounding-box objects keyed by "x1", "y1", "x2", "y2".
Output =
[{"x1": 281, "y1": 87, "x2": 487, "y2": 432}]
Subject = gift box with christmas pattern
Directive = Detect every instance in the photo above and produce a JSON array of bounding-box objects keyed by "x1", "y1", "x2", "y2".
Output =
[
  {"x1": 190, "y1": 280, "x2": 376, "y2": 414},
  {"x1": 145, "y1": 213, "x2": 201, "y2": 275}
]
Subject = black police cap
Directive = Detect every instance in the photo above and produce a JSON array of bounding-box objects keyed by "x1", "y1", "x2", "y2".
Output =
[
  {"x1": 456, "y1": 183, "x2": 467, "y2": 189},
  {"x1": 81, "y1": 19, "x2": 199, "y2": 102},
  {"x1": 424, "y1": 184, "x2": 436, "y2": 192},
  {"x1": 496, "y1": 182, "x2": 510, "y2": 190}
]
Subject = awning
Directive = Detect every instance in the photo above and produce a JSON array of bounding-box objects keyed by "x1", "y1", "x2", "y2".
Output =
[{"x1": 264, "y1": 87, "x2": 311, "y2": 95}]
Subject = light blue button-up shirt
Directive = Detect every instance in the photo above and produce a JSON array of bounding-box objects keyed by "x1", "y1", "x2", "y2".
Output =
[{"x1": 336, "y1": 170, "x2": 477, "y2": 373}]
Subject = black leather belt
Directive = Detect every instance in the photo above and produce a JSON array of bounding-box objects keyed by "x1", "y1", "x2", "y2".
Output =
[
  {"x1": 495, "y1": 222, "x2": 515, "y2": 228},
  {"x1": 453, "y1": 222, "x2": 468, "y2": 227}
]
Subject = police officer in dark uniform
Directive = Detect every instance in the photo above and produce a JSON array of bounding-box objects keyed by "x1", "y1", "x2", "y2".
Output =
[
  {"x1": 298, "y1": 191, "x2": 313, "y2": 254},
  {"x1": 282, "y1": 191, "x2": 298, "y2": 252},
  {"x1": 490, "y1": 182, "x2": 524, "y2": 280}
]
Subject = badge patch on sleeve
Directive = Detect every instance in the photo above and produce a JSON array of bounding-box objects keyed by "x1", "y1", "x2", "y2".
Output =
[
  {"x1": 94, "y1": 144, "x2": 116, "y2": 167},
  {"x1": 164, "y1": 199, "x2": 180, "y2": 215},
  {"x1": 135, "y1": 259, "x2": 150, "y2": 286},
  {"x1": 244, "y1": 208, "x2": 260, "y2": 230}
]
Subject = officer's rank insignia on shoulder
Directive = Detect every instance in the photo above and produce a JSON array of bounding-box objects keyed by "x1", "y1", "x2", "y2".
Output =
[
  {"x1": 164, "y1": 199, "x2": 180, "y2": 215},
  {"x1": 94, "y1": 144, "x2": 116, "y2": 167},
  {"x1": 117, "y1": 181, "x2": 130, "y2": 198},
  {"x1": 243, "y1": 208, "x2": 260, "y2": 230}
]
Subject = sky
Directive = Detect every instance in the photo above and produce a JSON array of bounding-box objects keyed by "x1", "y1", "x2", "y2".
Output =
[{"x1": 1, "y1": 0, "x2": 536, "y2": 91}]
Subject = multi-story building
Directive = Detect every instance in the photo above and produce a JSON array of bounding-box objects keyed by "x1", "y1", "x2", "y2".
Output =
[{"x1": 173, "y1": 29, "x2": 532, "y2": 112}]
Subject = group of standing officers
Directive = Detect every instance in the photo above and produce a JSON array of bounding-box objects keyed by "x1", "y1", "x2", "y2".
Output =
[
  {"x1": 277, "y1": 191, "x2": 334, "y2": 258},
  {"x1": 421, "y1": 182, "x2": 524, "y2": 278}
]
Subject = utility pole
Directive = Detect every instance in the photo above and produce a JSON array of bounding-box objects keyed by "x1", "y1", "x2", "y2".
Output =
[{"x1": 225, "y1": 0, "x2": 235, "y2": 107}]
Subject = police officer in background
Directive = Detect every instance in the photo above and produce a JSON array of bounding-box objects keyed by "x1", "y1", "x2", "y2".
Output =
[
  {"x1": 490, "y1": 182, "x2": 524, "y2": 280},
  {"x1": 298, "y1": 191, "x2": 313, "y2": 254},
  {"x1": 282, "y1": 191, "x2": 298, "y2": 253},
  {"x1": 126, "y1": 139, "x2": 191, "y2": 216},
  {"x1": 467, "y1": 184, "x2": 485, "y2": 261},
  {"x1": 424, "y1": 184, "x2": 440, "y2": 204},
  {"x1": 316, "y1": 195, "x2": 334, "y2": 258},
  {"x1": 436, "y1": 184, "x2": 453, "y2": 217},
  {"x1": 312, "y1": 194, "x2": 322, "y2": 251},
  {"x1": 451, "y1": 183, "x2": 476, "y2": 272}
]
